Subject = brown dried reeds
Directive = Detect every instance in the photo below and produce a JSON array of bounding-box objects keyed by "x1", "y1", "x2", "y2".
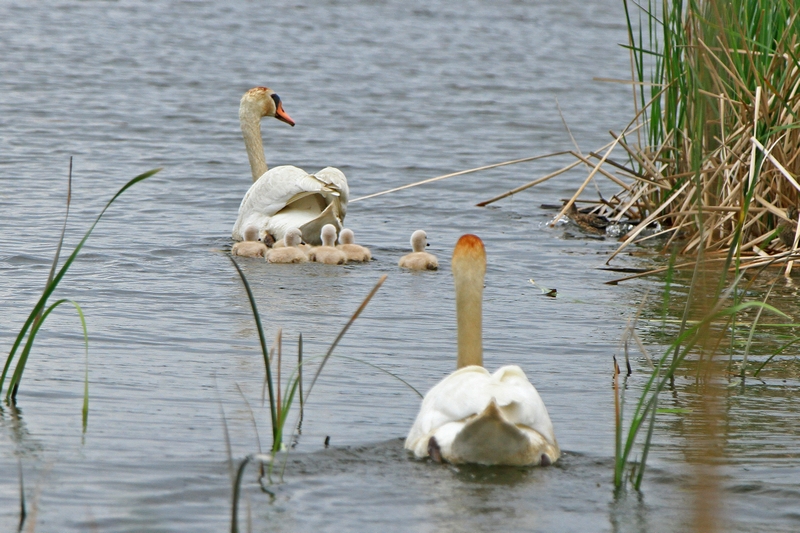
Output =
[
  {"x1": 487, "y1": 1, "x2": 800, "y2": 279},
  {"x1": 602, "y1": 1, "x2": 800, "y2": 270}
]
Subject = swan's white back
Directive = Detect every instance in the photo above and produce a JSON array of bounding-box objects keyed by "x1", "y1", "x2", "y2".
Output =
[
  {"x1": 405, "y1": 365, "x2": 558, "y2": 464},
  {"x1": 232, "y1": 165, "x2": 348, "y2": 244}
]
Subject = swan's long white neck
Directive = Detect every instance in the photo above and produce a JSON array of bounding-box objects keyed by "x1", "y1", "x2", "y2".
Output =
[
  {"x1": 452, "y1": 235, "x2": 486, "y2": 369},
  {"x1": 240, "y1": 105, "x2": 268, "y2": 182}
]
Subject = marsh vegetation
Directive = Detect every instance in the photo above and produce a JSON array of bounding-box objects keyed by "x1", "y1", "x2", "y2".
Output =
[{"x1": 2, "y1": 1, "x2": 800, "y2": 532}]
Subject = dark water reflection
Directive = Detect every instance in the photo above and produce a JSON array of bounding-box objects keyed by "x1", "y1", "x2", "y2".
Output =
[{"x1": 1, "y1": 0, "x2": 798, "y2": 531}]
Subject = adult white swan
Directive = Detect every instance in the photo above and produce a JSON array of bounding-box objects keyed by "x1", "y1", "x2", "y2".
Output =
[
  {"x1": 231, "y1": 87, "x2": 349, "y2": 245},
  {"x1": 405, "y1": 234, "x2": 560, "y2": 466}
]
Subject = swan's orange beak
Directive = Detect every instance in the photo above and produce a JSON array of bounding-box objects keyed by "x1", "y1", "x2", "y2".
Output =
[{"x1": 275, "y1": 101, "x2": 295, "y2": 127}]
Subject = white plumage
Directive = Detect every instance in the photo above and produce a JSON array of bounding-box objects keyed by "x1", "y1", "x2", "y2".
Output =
[
  {"x1": 405, "y1": 365, "x2": 558, "y2": 466},
  {"x1": 232, "y1": 165, "x2": 348, "y2": 245},
  {"x1": 404, "y1": 234, "x2": 559, "y2": 466},
  {"x1": 231, "y1": 87, "x2": 349, "y2": 245}
]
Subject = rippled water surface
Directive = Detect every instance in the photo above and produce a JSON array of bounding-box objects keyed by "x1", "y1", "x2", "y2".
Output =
[{"x1": 1, "y1": 1, "x2": 799, "y2": 532}]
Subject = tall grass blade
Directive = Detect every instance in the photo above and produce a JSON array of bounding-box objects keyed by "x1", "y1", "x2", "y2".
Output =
[
  {"x1": 7, "y1": 299, "x2": 88, "y2": 405},
  {"x1": 230, "y1": 453, "x2": 272, "y2": 533},
  {"x1": 1, "y1": 167, "x2": 161, "y2": 400},
  {"x1": 277, "y1": 275, "x2": 388, "y2": 478},
  {"x1": 227, "y1": 256, "x2": 278, "y2": 450},
  {"x1": 323, "y1": 354, "x2": 423, "y2": 398},
  {"x1": 17, "y1": 460, "x2": 25, "y2": 533},
  {"x1": 46, "y1": 157, "x2": 72, "y2": 298},
  {"x1": 298, "y1": 334, "x2": 303, "y2": 423},
  {"x1": 302, "y1": 275, "x2": 387, "y2": 401}
]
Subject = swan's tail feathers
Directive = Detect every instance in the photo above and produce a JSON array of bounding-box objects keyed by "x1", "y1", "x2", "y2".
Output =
[
  {"x1": 307, "y1": 174, "x2": 343, "y2": 196},
  {"x1": 450, "y1": 398, "x2": 558, "y2": 466},
  {"x1": 313, "y1": 167, "x2": 350, "y2": 204}
]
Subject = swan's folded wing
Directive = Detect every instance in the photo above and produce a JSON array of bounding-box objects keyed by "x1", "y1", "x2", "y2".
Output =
[
  {"x1": 405, "y1": 366, "x2": 494, "y2": 454},
  {"x1": 314, "y1": 167, "x2": 349, "y2": 218},
  {"x1": 488, "y1": 365, "x2": 558, "y2": 448},
  {"x1": 238, "y1": 166, "x2": 331, "y2": 216},
  {"x1": 232, "y1": 165, "x2": 345, "y2": 240},
  {"x1": 405, "y1": 364, "x2": 559, "y2": 460}
]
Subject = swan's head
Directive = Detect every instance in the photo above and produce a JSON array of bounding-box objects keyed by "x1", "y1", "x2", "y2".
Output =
[
  {"x1": 240, "y1": 87, "x2": 295, "y2": 127},
  {"x1": 284, "y1": 228, "x2": 303, "y2": 247},
  {"x1": 339, "y1": 228, "x2": 355, "y2": 245},
  {"x1": 410, "y1": 230, "x2": 429, "y2": 252},
  {"x1": 243, "y1": 225, "x2": 260, "y2": 242},
  {"x1": 452, "y1": 234, "x2": 486, "y2": 273},
  {"x1": 321, "y1": 224, "x2": 338, "y2": 247}
]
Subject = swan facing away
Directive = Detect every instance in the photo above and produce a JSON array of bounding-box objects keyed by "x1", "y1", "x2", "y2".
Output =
[
  {"x1": 267, "y1": 228, "x2": 308, "y2": 264},
  {"x1": 405, "y1": 234, "x2": 559, "y2": 466},
  {"x1": 337, "y1": 228, "x2": 372, "y2": 262},
  {"x1": 231, "y1": 86, "x2": 349, "y2": 246},
  {"x1": 398, "y1": 230, "x2": 438, "y2": 270},
  {"x1": 231, "y1": 226, "x2": 268, "y2": 258},
  {"x1": 309, "y1": 224, "x2": 347, "y2": 265}
]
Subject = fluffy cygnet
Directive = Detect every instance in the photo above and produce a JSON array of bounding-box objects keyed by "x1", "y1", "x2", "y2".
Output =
[
  {"x1": 272, "y1": 234, "x2": 312, "y2": 255},
  {"x1": 309, "y1": 224, "x2": 347, "y2": 265},
  {"x1": 232, "y1": 226, "x2": 268, "y2": 258},
  {"x1": 267, "y1": 228, "x2": 308, "y2": 264},
  {"x1": 398, "y1": 230, "x2": 438, "y2": 270},
  {"x1": 337, "y1": 228, "x2": 372, "y2": 262}
]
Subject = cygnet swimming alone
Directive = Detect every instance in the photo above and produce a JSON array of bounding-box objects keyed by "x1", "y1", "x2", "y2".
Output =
[
  {"x1": 231, "y1": 226, "x2": 268, "y2": 258},
  {"x1": 308, "y1": 224, "x2": 347, "y2": 265},
  {"x1": 398, "y1": 230, "x2": 438, "y2": 270},
  {"x1": 337, "y1": 228, "x2": 372, "y2": 262},
  {"x1": 267, "y1": 228, "x2": 308, "y2": 264}
]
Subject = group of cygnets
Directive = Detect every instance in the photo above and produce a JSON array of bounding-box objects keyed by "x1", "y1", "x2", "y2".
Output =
[{"x1": 232, "y1": 224, "x2": 439, "y2": 270}]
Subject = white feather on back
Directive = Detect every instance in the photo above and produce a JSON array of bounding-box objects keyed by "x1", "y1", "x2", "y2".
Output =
[
  {"x1": 405, "y1": 364, "x2": 557, "y2": 460},
  {"x1": 232, "y1": 165, "x2": 348, "y2": 244}
]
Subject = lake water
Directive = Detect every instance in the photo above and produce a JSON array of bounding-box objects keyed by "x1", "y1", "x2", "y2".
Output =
[{"x1": 1, "y1": 1, "x2": 798, "y2": 532}]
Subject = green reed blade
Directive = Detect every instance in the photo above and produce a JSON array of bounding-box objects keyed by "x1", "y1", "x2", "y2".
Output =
[
  {"x1": 227, "y1": 256, "x2": 278, "y2": 450},
  {"x1": 2, "y1": 167, "x2": 161, "y2": 399}
]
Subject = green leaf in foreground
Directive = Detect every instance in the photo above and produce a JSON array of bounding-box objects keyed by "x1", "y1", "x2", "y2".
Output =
[{"x1": 1, "y1": 167, "x2": 161, "y2": 407}]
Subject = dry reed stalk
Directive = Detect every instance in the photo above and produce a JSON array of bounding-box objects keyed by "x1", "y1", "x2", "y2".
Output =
[
  {"x1": 479, "y1": 2, "x2": 800, "y2": 281},
  {"x1": 349, "y1": 153, "x2": 570, "y2": 203}
]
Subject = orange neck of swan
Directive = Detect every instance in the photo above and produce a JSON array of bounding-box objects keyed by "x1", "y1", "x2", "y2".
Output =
[{"x1": 452, "y1": 234, "x2": 486, "y2": 369}]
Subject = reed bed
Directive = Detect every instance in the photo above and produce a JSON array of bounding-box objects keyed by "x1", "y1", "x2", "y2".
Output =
[
  {"x1": 596, "y1": 0, "x2": 800, "y2": 502},
  {"x1": 483, "y1": 0, "x2": 800, "y2": 278}
]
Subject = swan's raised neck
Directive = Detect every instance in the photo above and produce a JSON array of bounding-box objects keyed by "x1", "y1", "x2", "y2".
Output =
[
  {"x1": 452, "y1": 234, "x2": 486, "y2": 369},
  {"x1": 339, "y1": 228, "x2": 355, "y2": 245},
  {"x1": 321, "y1": 224, "x2": 338, "y2": 247},
  {"x1": 239, "y1": 87, "x2": 296, "y2": 182},
  {"x1": 410, "y1": 230, "x2": 428, "y2": 252}
]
